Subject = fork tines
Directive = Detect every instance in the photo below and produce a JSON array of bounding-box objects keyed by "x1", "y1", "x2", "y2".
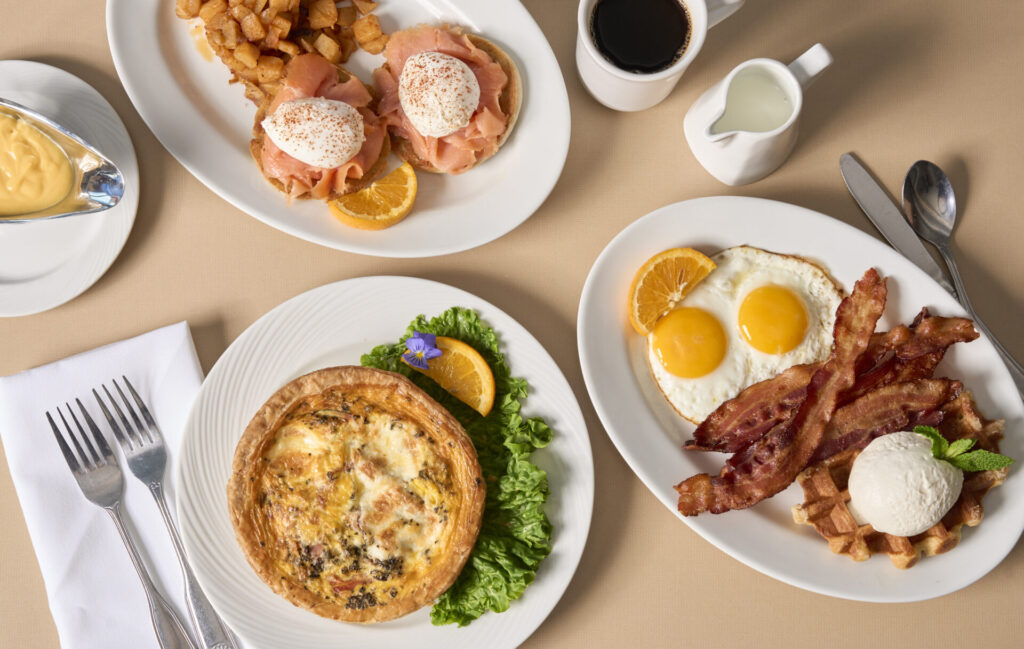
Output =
[
  {"x1": 47, "y1": 399, "x2": 115, "y2": 473},
  {"x1": 94, "y1": 376, "x2": 161, "y2": 451}
]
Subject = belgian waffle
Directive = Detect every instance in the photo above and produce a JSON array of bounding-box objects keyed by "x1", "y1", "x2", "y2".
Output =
[{"x1": 792, "y1": 392, "x2": 1009, "y2": 569}]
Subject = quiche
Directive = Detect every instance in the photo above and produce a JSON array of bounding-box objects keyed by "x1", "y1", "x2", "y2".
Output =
[{"x1": 227, "y1": 366, "x2": 485, "y2": 623}]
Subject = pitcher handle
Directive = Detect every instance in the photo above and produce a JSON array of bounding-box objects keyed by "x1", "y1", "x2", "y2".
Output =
[
  {"x1": 706, "y1": 0, "x2": 745, "y2": 28},
  {"x1": 788, "y1": 43, "x2": 833, "y2": 89}
]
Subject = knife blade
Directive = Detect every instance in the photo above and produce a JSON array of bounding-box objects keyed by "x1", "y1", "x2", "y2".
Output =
[{"x1": 839, "y1": 153, "x2": 957, "y2": 297}]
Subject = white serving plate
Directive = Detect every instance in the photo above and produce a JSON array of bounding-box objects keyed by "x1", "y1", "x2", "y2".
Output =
[
  {"x1": 178, "y1": 276, "x2": 593, "y2": 648},
  {"x1": 107, "y1": 0, "x2": 570, "y2": 257},
  {"x1": 578, "y1": 196, "x2": 1024, "y2": 602}
]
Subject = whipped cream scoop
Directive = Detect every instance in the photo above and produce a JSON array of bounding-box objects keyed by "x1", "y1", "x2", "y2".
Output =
[
  {"x1": 398, "y1": 52, "x2": 480, "y2": 138},
  {"x1": 847, "y1": 431, "x2": 963, "y2": 536},
  {"x1": 262, "y1": 97, "x2": 365, "y2": 168}
]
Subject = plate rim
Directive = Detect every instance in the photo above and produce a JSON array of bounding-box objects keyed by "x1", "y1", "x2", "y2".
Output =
[
  {"x1": 0, "y1": 59, "x2": 138, "y2": 317},
  {"x1": 105, "y1": 0, "x2": 571, "y2": 258},
  {"x1": 577, "y1": 195, "x2": 1024, "y2": 603},
  {"x1": 176, "y1": 274, "x2": 594, "y2": 647}
]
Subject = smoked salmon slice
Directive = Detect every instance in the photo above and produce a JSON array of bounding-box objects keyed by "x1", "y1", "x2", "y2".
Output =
[
  {"x1": 373, "y1": 25, "x2": 510, "y2": 174},
  {"x1": 256, "y1": 54, "x2": 387, "y2": 199}
]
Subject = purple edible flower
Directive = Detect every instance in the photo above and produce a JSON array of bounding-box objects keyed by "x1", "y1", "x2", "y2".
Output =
[{"x1": 403, "y1": 331, "x2": 442, "y2": 370}]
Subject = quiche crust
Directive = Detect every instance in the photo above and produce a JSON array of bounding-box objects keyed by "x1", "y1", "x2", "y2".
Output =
[{"x1": 228, "y1": 366, "x2": 485, "y2": 623}]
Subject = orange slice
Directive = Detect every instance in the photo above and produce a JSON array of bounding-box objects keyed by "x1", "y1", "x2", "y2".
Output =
[
  {"x1": 628, "y1": 247, "x2": 716, "y2": 335},
  {"x1": 329, "y1": 162, "x2": 417, "y2": 230},
  {"x1": 403, "y1": 336, "x2": 496, "y2": 417}
]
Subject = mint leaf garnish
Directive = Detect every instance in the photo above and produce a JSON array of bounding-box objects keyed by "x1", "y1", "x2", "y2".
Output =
[
  {"x1": 913, "y1": 425, "x2": 1014, "y2": 473},
  {"x1": 945, "y1": 437, "x2": 976, "y2": 458},
  {"x1": 914, "y1": 425, "x2": 948, "y2": 457},
  {"x1": 949, "y1": 450, "x2": 1015, "y2": 472}
]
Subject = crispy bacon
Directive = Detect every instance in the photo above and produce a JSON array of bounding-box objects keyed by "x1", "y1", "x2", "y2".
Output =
[
  {"x1": 685, "y1": 314, "x2": 977, "y2": 453},
  {"x1": 685, "y1": 363, "x2": 818, "y2": 453},
  {"x1": 675, "y1": 269, "x2": 887, "y2": 515},
  {"x1": 807, "y1": 378, "x2": 962, "y2": 464}
]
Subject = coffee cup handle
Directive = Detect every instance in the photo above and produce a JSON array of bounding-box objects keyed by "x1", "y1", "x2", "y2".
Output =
[
  {"x1": 788, "y1": 43, "x2": 834, "y2": 89},
  {"x1": 706, "y1": 0, "x2": 745, "y2": 28}
]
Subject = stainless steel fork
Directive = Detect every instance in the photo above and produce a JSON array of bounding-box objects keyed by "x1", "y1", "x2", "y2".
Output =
[
  {"x1": 47, "y1": 401, "x2": 197, "y2": 649},
  {"x1": 94, "y1": 377, "x2": 238, "y2": 649}
]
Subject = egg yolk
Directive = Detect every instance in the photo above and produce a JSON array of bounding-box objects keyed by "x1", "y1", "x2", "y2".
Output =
[
  {"x1": 738, "y1": 285, "x2": 808, "y2": 354},
  {"x1": 651, "y1": 307, "x2": 727, "y2": 378}
]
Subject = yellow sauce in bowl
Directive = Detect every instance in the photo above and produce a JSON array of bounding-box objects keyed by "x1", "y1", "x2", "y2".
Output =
[{"x1": 0, "y1": 113, "x2": 74, "y2": 215}]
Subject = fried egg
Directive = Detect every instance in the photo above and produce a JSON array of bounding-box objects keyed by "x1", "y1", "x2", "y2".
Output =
[{"x1": 648, "y1": 246, "x2": 844, "y2": 423}]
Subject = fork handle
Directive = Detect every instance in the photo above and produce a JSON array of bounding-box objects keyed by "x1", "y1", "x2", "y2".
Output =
[
  {"x1": 150, "y1": 484, "x2": 240, "y2": 649},
  {"x1": 106, "y1": 505, "x2": 198, "y2": 649}
]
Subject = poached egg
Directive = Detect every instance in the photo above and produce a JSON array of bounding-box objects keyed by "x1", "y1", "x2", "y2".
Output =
[
  {"x1": 262, "y1": 97, "x2": 365, "y2": 168},
  {"x1": 398, "y1": 51, "x2": 480, "y2": 137}
]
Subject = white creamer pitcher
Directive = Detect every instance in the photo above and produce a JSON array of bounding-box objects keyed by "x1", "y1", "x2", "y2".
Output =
[{"x1": 683, "y1": 44, "x2": 833, "y2": 185}]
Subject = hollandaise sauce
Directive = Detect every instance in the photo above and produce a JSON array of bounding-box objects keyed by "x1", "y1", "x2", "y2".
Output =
[{"x1": 0, "y1": 113, "x2": 74, "y2": 216}]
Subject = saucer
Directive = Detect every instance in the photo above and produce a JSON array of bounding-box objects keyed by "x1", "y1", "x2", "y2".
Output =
[{"x1": 0, "y1": 60, "x2": 138, "y2": 317}]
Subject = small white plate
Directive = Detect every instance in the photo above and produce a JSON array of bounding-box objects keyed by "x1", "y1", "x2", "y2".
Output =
[
  {"x1": 177, "y1": 276, "x2": 593, "y2": 648},
  {"x1": 106, "y1": 1, "x2": 570, "y2": 258},
  {"x1": 578, "y1": 196, "x2": 1024, "y2": 602},
  {"x1": 0, "y1": 61, "x2": 137, "y2": 317}
]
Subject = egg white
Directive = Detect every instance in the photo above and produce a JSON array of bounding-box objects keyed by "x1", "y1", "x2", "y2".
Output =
[{"x1": 648, "y1": 246, "x2": 844, "y2": 423}]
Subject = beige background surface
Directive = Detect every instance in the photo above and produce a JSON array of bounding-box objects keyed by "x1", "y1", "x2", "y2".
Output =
[{"x1": 2, "y1": 1, "x2": 1023, "y2": 647}]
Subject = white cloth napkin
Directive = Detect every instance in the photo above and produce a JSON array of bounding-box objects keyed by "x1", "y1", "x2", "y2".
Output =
[{"x1": 0, "y1": 322, "x2": 212, "y2": 649}]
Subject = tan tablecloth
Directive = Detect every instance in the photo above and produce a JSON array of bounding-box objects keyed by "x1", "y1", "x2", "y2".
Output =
[{"x1": 2, "y1": 1, "x2": 1023, "y2": 648}]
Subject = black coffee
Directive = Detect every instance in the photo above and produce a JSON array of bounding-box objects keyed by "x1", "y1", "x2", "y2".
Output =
[{"x1": 590, "y1": 0, "x2": 691, "y2": 74}]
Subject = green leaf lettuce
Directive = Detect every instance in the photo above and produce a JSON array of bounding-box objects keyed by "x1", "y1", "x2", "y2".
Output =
[{"x1": 361, "y1": 307, "x2": 553, "y2": 626}]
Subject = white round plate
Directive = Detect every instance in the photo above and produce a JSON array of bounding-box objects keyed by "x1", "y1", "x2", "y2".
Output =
[
  {"x1": 578, "y1": 196, "x2": 1024, "y2": 602},
  {"x1": 107, "y1": 1, "x2": 569, "y2": 258},
  {"x1": 178, "y1": 276, "x2": 593, "y2": 648},
  {"x1": 0, "y1": 61, "x2": 137, "y2": 317}
]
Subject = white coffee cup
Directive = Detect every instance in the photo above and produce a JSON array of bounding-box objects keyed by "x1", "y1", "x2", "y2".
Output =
[{"x1": 576, "y1": 0, "x2": 745, "y2": 112}]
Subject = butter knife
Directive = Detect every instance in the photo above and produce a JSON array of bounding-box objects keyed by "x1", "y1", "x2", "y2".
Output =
[{"x1": 839, "y1": 153, "x2": 957, "y2": 298}]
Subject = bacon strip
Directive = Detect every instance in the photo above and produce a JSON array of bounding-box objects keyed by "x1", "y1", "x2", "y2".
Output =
[
  {"x1": 675, "y1": 269, "x2": 887, "y2": 515},
  {"x1": 807, "y1": 378, "x2": 962, "y2": 464},
  {"x1": 685, "y1": 314, "x2": 976, "y2": 453}
]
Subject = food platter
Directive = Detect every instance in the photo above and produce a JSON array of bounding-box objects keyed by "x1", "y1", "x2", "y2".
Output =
[
  {"x1": 577, "y1": 196, "x2": 1024, "y2": 602},
  {"x1": 177, "y1": 276, "x2": 593, "y2": 648},
  {"x1": 106, "y1": 0, "x2": 570, "y2": 257}
]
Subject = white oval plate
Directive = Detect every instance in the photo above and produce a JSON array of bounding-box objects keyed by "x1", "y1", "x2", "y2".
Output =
[
  {"x1": 0, "y1": 61, "x2": 137, "y2": 317},
  {"x1": 178, "y1": 276, "x2": 593, "y2": 648},
  {"x1": 578, "y1": 196, "x2": 1024, "y2": 602},
  {"x1": 106, "y1": 0, "x2": 569, "y2": 258}
]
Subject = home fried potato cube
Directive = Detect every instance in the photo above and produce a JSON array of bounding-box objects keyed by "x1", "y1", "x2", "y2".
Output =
[
  {"x1": 352, "y1": 14, "x2": 382, "y2": 45},
  {"x1": 277, "y1": 39, "x2": 300, "y2": 57},
  {"x1": 337, "y1": 6, "x2": 357, "y2": 26},
  {"x1": 271, "y1": 14, "x2": 292, "y2": 38},
  {"x1": 308, "y1": 0, "x2": 338, "y2": 29},
  {"x1": 198, "y1": 0, "x2": 228, "y2": 23},
  {"x1": 235, "y1": 41, "x2": 260, "y2": 67},
  {"x1": 257, "y1": 55, "x2": 285, "y2": 82},
  {"x1": 222, "y1": 18, "x2": 243, "y2": 47},
  {"x1": 360, "y1": 34, "x2": 387, "y2": 55},
  {"x1": 352, "y1": 0, "x2": 378, "y2": 15},
  {"x1": 176, "y1": 0, "x2": 201, "y2": 19},
  {"x1": 313, "y1": 32, "x2": 342, "y2": 63},
  {"x1": 240, "y1": 12, "x2": 267, "y2": 40}
]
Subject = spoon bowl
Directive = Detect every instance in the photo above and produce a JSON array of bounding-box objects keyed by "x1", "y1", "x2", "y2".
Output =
[
  {"x1": 902, "y1": 161, "x2": 958, "y2": 246},
  {"x1": 902, "y1": 160, "x2": 1024, "y2": 397}
]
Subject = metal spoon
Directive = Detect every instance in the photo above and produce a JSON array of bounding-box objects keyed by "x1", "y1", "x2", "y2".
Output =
[{"x1": 902, "y1": 160, "x2": 1024, "y2": 396}]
